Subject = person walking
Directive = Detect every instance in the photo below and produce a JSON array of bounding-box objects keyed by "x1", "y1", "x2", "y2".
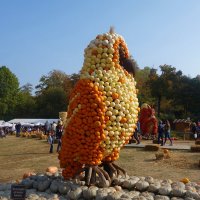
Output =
[
  {"x1": 52, "y1": 121, "x2": 57, "y2": 136},
  {"x1": 191, "y1": 122, "x2": 197, "y2": 140},
  {"x1": 15, "y1": 123, "x2": 21, "y2": 137},
  {"x1": 157, "y1": 120, "x2": 164, "y2": 146},
  {"x1": 44, "y1": 121, "x2": 50, "y2": 135},
  {"x1": 0, "y1": 128, "x2": 5, "y2": 138},
  {"x1": 196, "y1": 121, "x2": 200, "y2": 139},
  {"x1": 164, "y1": 120, "x2": 173, "y2": 146},
  {"x1": 133, "y1": 121, "x2": 141, "y2": 144},
  {"x1": 48, "y1": 132, "x2": 54, "y2": 153},
  {"x1": 56, "y1": 122, "x2": 63, "y2": 152}
]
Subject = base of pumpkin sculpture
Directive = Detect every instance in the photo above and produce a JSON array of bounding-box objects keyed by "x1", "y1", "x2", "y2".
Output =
[
  {"x1": 12, "y1": 171, "x2": 200, "y2": 200},
  {"x1": 73, "y1": 162, "x2": 127, "y2": 187}
]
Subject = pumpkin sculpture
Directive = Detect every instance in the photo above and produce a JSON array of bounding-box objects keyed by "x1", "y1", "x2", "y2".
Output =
[
  {"x1": 139, "y1": 103, "x2": 158, "y2": 138},
  {"x1": 59, "y1": 28, "x2": 139, "y2": 186}
]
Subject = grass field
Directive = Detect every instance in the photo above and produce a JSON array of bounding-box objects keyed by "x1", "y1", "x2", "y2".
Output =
[{"x1": 0, "y1": 135, "x2": 199, "y2": 183}]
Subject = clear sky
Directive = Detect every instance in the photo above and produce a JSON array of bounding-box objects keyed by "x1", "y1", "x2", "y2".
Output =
[{"x1": 0, "y1": 0, "x2": 200, "y2": 89}]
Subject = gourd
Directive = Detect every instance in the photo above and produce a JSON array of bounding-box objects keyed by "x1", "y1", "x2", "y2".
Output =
[
  {"x1": 58, "y1": 182, "x2": 71, "y2": 195},
  {"x1": 82, "y1": 186, "x2": 98, "y2": 199},
  {"x1": 135, "y1": 180, "x2": 149, "y2": 191},
  {"x1": 68, "y1": 187, "x2": 83, "y2": 200}
]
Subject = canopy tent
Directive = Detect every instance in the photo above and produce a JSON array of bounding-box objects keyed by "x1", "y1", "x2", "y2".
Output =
[
  {"x1": 0, "y1": 122, "x2": 13, "y2": 127},
  {"x1": 7, "y1": 119, "x2": 59, "y2": 126},
  {"x1": 0, "y1": 120, "x2": 5, "y2": 125}
]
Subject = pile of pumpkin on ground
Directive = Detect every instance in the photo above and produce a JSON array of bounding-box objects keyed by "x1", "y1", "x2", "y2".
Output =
[
  {"x1": 1, "y1": 166, "x2": 198, "y2": 200},
  {"x1": 20, "y1": 131, "x2": 48, "y2": 140}
]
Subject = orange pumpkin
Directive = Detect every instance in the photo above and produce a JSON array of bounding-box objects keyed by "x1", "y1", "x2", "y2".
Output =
[
  {"x1": 23, "y1": 172, "x2": 36, "y2": 179},
  {"x1": 46, "y1": 166, "x2": 58, "y2": 174}
]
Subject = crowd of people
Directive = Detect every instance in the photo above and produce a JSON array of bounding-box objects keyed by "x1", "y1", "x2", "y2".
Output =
[
  {"x1": 47, "y1": 121, "x2": 63, "y2": 153},
  {"x1": 1, "y1": 118, "x2": 200, "y2": 151},
  {"x1": 157, "y1": 120, "x2": 173, "y2": 146},
  {"x1": 0, "y1": 120, "x2": 64, "y2": 154},
  {"x1": 132, "y1": 119, "x2": 173, "y2": 146},
  {"x1": 132, "y1": 119, "x2": 200, "y2": 145}
]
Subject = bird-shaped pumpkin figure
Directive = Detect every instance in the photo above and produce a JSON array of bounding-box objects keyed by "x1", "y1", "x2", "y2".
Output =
[
  {"x1": 139, "y1": 103, "x2": 158, "y2": 139},
  {"x1": 58, "y1": 28, "x2": 139, "y2": 186}
]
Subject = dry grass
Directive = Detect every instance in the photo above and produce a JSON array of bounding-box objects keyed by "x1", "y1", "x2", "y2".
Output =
[
  {"x1": 0, "y1": 136, "x2": 59, "y2": 183},
  {"x1": 0, "y1": 136, "x2": 200, "y2": 183}
]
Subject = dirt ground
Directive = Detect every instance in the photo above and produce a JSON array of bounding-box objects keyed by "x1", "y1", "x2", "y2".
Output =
[{"x1": 0, "y1": 135, "x2": 199, "y2": 183}]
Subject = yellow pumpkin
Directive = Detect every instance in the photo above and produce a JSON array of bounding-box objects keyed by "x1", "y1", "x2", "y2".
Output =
[{"x1": 180, "y1": 177, "x2": 190, "y2": 184}]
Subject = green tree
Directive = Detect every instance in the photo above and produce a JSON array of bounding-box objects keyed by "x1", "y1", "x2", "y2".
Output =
[
  {"x1": 0, "y1": 66, "x2": 19, "y2": 120},
  {"x1": 148, "y1": 65, "x2": 178, "y2": 117},
  {"x1": 36, "y1": 87, "x2": 67, "y2": 118},
  {"x1": 20, "y1": 83, "x2": 33, "y2": 94},
  {"x1": 135, "y1": 66, "x2": 155, "y2": 105},
  {"x1": 35, "y1": 70, "x2": 70, "y2": 95},
  {"x1": 13, "y1": 91, "x2": 36, "y2": 118}
]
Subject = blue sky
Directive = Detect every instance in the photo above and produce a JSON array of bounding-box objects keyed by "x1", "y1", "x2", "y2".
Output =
[{"x1": 0, "y1": 0, "x2": 200, "y2": 90}]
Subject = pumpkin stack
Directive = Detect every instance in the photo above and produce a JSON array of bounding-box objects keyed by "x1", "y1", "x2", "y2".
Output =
[
  {"x1": 59, "y1": 29, "x2": 139, "y2": 179},
  {"x1": 139, "y1": 103, "x2": 158, "y2": 137}
]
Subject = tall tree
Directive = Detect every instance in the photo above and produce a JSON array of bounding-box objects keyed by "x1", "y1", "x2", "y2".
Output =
[
  {"x1": 36, "y1": 87, "x2": 67, "y2": 118},
  {"x1": 20, "y1": 83, "x2": 33, "y2": 94},
  {"x1": 0, "y1": 66, "x2": 19, "y2": 119},
  {"x1": 148, "y1": 65, "x2": 178, "y2": 117},
  {"x1": 35, "y1": 70, "x2": 70, "y2": 95},
  {"x1": 135, "y1": 67, "x2": 154, "y2": 105}
]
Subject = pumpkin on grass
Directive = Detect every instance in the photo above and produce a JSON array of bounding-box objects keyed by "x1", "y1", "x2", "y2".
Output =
[
  {"x1": 46, "y1": 166, "x2": 58, "y2": 174},
  {"x1": 23, "y1": 172, "x2": 36, "y2": 179},
  {"x1": 58, "y1": 28, "x2": 139, "y2": 186}
]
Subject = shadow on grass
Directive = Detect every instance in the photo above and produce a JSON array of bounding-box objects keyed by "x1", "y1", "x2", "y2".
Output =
[{"x1": 144, "y1": 158, "x2": 156, "y2": 162}]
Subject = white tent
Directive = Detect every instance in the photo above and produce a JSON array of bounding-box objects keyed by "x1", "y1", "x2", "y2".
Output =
[
  {"x1": 0, "y1": 120, "x2": 5, "y2": 125},
  {"x1": 7, "y1": 119, "x2": 59, "y2": 126},
  {"x1": 0, "y1": 122, "x2": 12, "y2": 127}
]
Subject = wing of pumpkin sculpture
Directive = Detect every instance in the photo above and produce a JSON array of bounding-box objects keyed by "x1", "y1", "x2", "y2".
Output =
[{"x1": 59, "y1": 29, "x2": 139, "y2": 182}]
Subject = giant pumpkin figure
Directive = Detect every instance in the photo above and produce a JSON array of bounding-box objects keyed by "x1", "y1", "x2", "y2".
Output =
[
  {"x1": 139, "y1": 103, "x2": 158, "y2": 138},
  {"x1": 59, "y1": 28, "x2": 139, "y2": 186}
]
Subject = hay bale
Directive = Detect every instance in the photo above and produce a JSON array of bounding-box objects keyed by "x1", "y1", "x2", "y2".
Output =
[
  {"x1": 191, "y1": 145, "x2": 200, "y2": 152},
  {"x1": 31, "y1": 134, "x2": 37, "y2": 138},
  {"x1": 195, "y1": 140, "x2": 200, "y2": 145},
  {"x1": 155, "y1": 152, "x2": 164, "y2": 160},
  {"x1": 144, "y1": 144, "x2": 160, "y2": 151}
]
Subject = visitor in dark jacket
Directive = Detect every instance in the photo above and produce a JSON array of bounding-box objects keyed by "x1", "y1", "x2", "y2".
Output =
[
  {"x1": 163, "y1": 120, "x2": 173, "y2": 146},
  {"x1": 56, "y1": 123, "x2": 63, "y2": 152},
  {"x1": 158, "y1": 120, "x2": 164, "y2": 146}
]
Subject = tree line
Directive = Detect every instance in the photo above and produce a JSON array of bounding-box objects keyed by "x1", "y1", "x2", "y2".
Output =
[{"x1": 0, "y1": 65, "x2": 200, "y2": 121}]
